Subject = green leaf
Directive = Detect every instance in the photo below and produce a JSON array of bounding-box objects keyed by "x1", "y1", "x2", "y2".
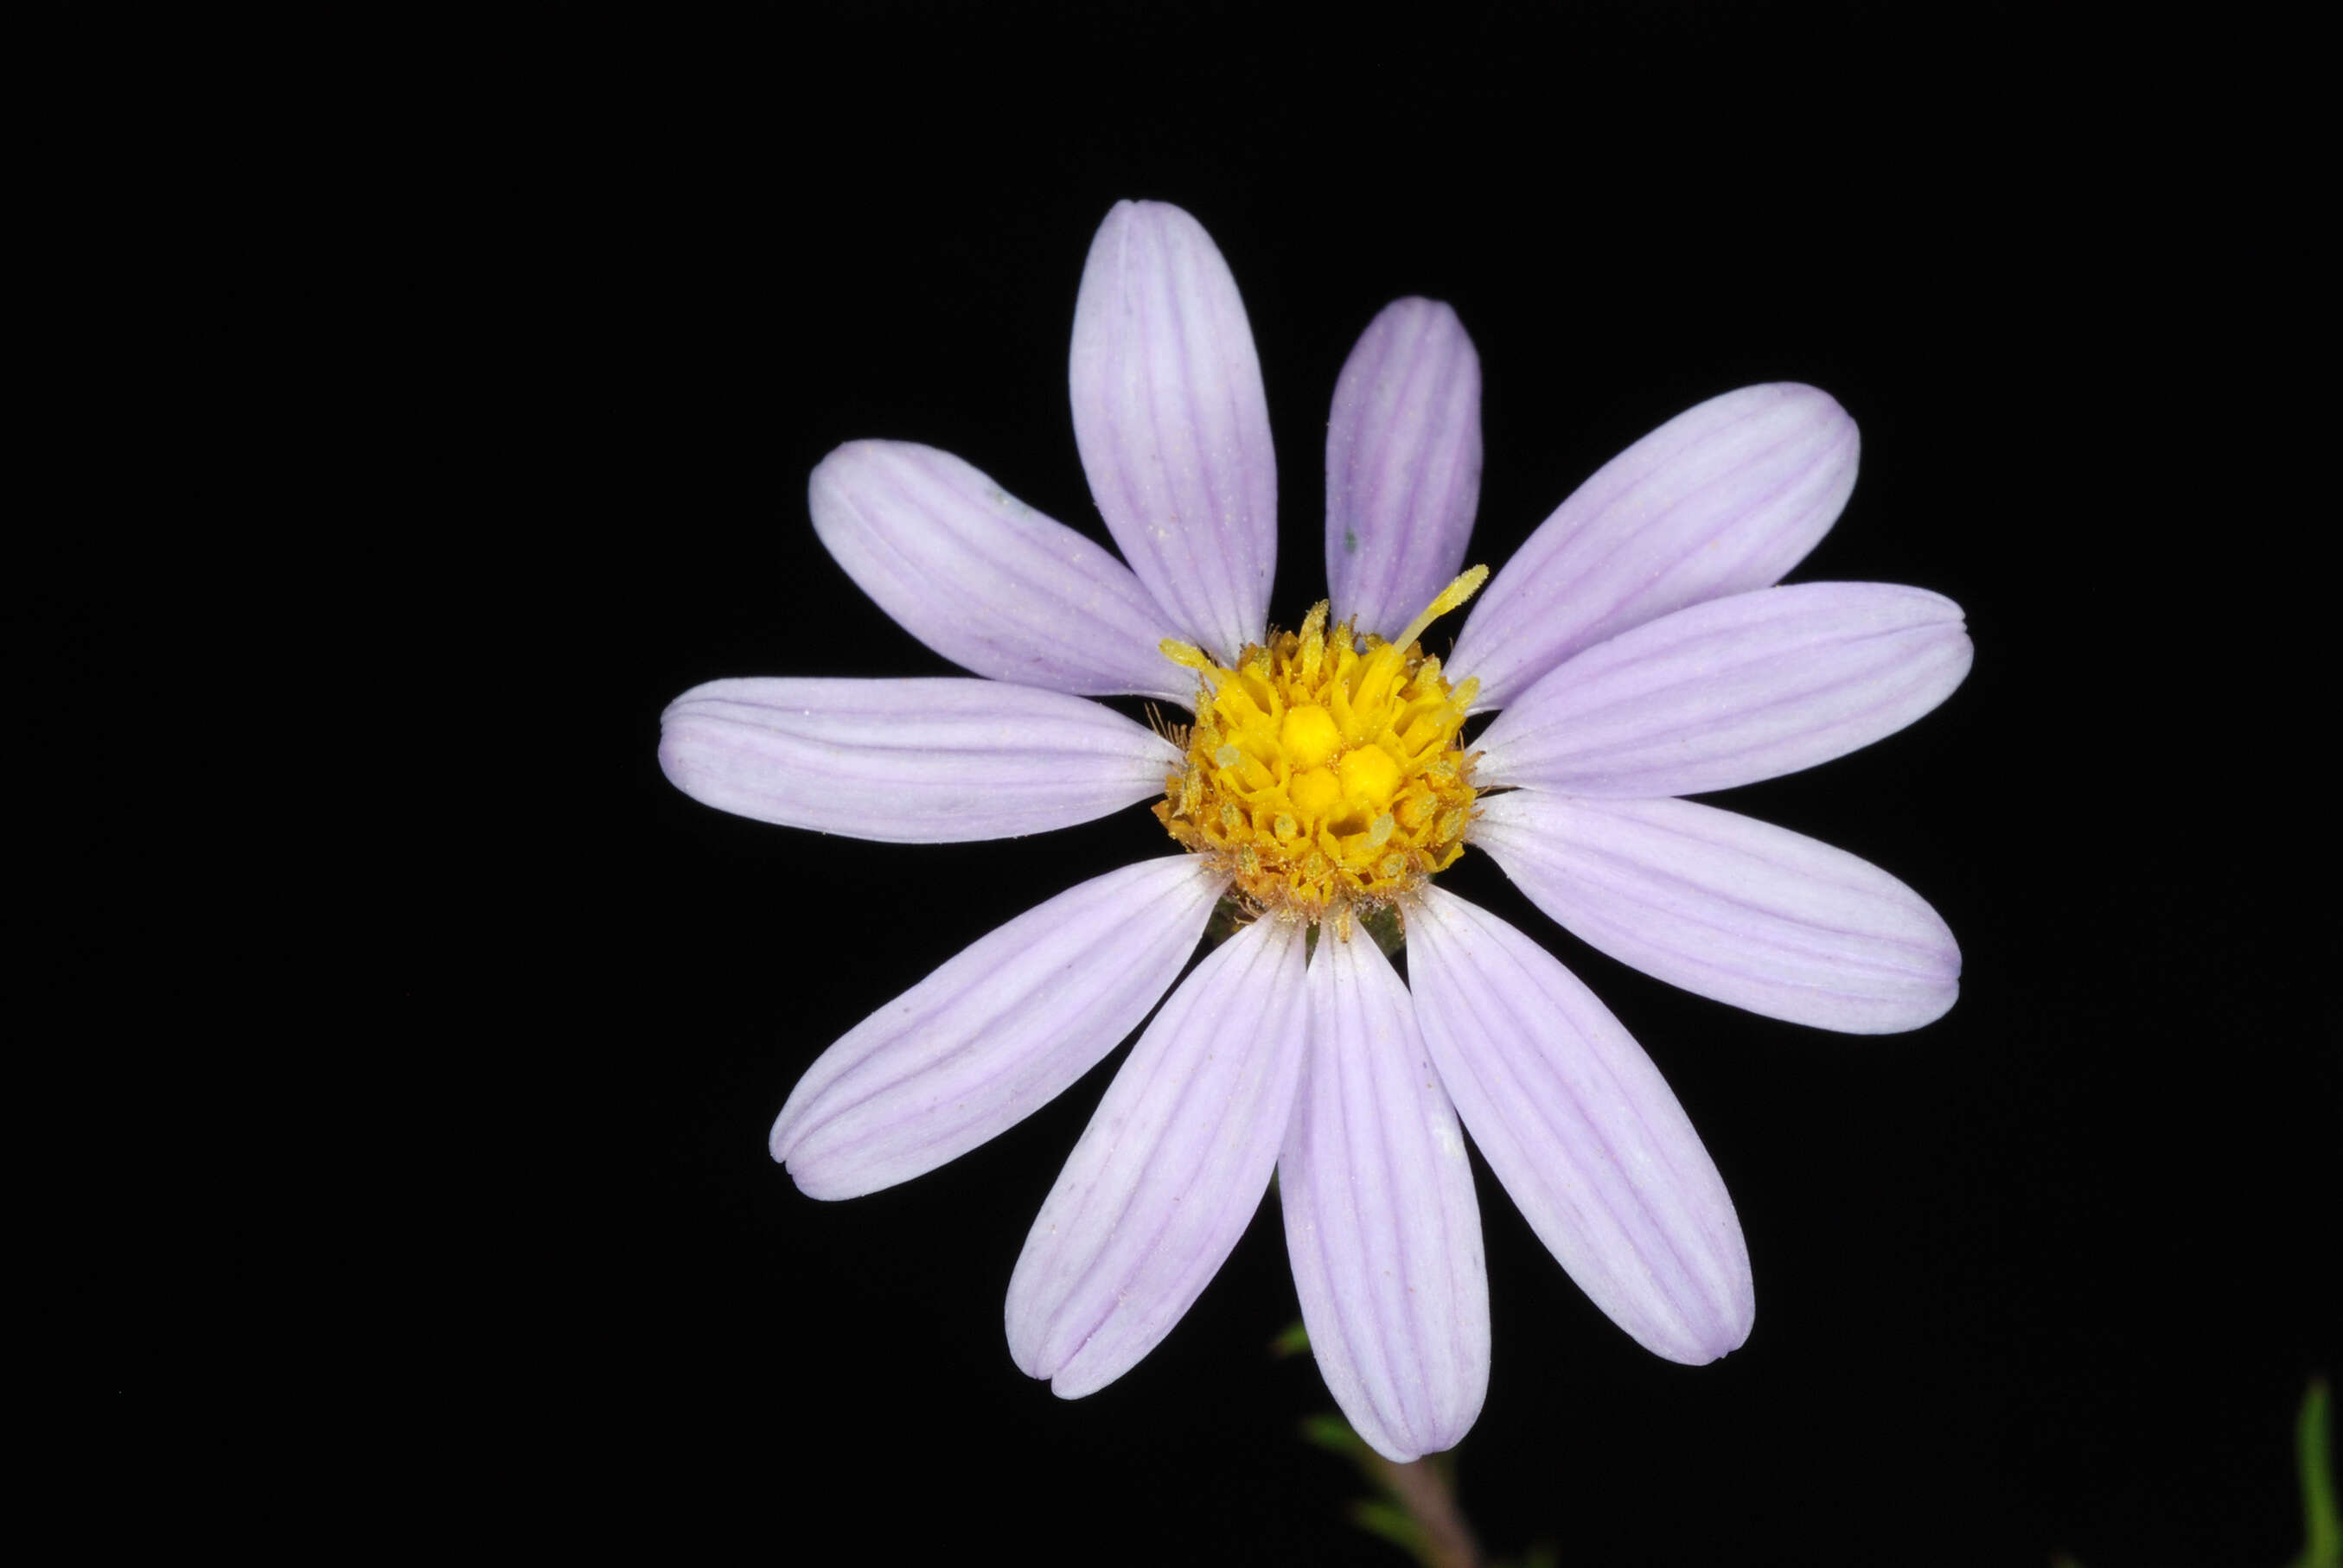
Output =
[
  {"x1": 1360, "y1": 902, "x2": 1406, "y2": 958},
  {"x1": 1268, "y1": 1319, "x2": 1312, "y2": 1359},
  {"x1": 1300, "y1": 1412, "x2": 1374, "y2": 1464},
  {"x1": 1347, "y1": 1498, "x2": 1435, "y2": 1565},
  {"x1": 1203, "y1": 896, "x2": 1251, "y2": 949},
  {"x1": 2294, "y1": 1377, "x2": 2340, "y2": 1568}
]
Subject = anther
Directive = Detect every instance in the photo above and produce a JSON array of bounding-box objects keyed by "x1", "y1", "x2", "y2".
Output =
[
  {"x1": 1299, "y1": 602, "x2": 1327, "y2": 682},
  {"x1": 1393, "y1": 564, "x2": 1491, "y2": 653}
]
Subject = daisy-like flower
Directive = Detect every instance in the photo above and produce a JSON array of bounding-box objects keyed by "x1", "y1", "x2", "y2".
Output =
[{"x1": 659, "y1": 201, "x2": 1968, "y2": 1462}]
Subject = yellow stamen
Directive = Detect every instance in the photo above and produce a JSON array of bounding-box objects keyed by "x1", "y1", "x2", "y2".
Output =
[
  {"x1": 1298, "y1": 602, "x2": 1327, "y2": 682},
  {"x1": 1338, "y1": 743, "x2": 1401, "y2": 807},
  {"x1": 1151, "y1": 574, "x2": 1488, "y2": 927},
  {"x1": 1280, "y1": 704, "x2": 1342, "y2": 770},
  {"x1": 1290, "y1": 766, "x2": 1343, "y2": 820},
  {"x1": 1392, "y1": 565, "x2": 1490, "y2": 655}
]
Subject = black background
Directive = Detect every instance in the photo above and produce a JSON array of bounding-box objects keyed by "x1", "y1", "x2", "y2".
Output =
[{"x1": 470, "y1": 5, "x2": 2329, "y2": 1564}]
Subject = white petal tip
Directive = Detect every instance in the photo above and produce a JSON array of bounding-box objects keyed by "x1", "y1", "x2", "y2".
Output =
[
  {"x1": 1351, "y1": 1410, "x2": 1481, "y2": 1464},
  {"x1": 1049, "y1": 1369, "x2": 1107, "y2": 1401},
  {"x1": 654, "y1": 713, "x2": 716, "y2": 803},
  {"x1": 1005, "y1": 1331, "x2": 1096, "y2": 1397},
  {"x1": 1653, "y1": 1303, "x2": 1754, "y2": 1366},
  {"x1": 1355, "y1": 1431, "x2": 1427, "y2": 1464},
  {"x1": 1872, "y1": 978, "x2": 1960, "y2": 1035},
  {"x1": 781, "y1": 1157, "x2": 874, "y2": 1202}
]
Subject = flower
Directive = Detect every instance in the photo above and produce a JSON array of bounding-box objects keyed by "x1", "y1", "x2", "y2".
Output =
[{"x1": 658, "y1": 200, "x2": 1969, "y2": 1462}]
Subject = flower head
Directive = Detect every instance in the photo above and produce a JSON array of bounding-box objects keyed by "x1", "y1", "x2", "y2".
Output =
[
  {"x1": 1153, "y1": 572, "x2": 1486, "y2": 927},
  {"x1": 659, "y1": 200, "x2": 1968, "y2": 1461}
]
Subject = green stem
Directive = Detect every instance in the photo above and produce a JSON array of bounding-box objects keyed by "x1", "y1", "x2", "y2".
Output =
[
  {"x1": 2295, "y1": 1377, "x2": 2338, "y2": 1568},
  {"x1": 1367, "y1": 1453, "x2": 1482, "y2": 1568}
]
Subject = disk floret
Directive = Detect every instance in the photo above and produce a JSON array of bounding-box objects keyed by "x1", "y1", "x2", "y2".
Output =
[{"x1": 1153, "y1": 570, "x2": 1488, "y2": 926}]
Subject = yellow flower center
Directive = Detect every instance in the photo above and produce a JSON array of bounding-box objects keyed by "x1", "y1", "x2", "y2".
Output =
[{"x1": 1152, "y1": 568, "x2": 1488, "y2": 929}]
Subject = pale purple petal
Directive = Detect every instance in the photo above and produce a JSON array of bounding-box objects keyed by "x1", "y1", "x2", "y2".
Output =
[
  {"x1": 1325, "y1": 298, "x2": 1483, "y2": 642},
  {"x1": 1069, "y1": 201, "x2": 1276, "y2": 666},
  {"x1": 658, "y1": 677, "x2": 1178, "y2": 842},
  {"x1": 808, "y1": 441, "x2": 1193, "y2": 704},
  {"x1": 1405, "y1": 886, "x2": 1752, "y2": 1364},
  {"x1": 1490, "y1": 578, "x2": 1968, "y2": 801},
  {"x1": 1006, "y1": 915, "x2": 1309, "y2": 1398},
  {"x1": 1451, "y1": 384, "x2": 1860, "y2": 710},
  {"x1": 1473, "y1": 792, "x2": 1960, "y2": 1033},
  {"x1": 772, "y1": 857, "x2": 1228, "y2": 1199},
  {"x1": 1280, "y1": 931, "x2": 1489, "y2": 1462},
  {"x1": 1475, "y1": 583, "x2": 1970, "y2": 797}
]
